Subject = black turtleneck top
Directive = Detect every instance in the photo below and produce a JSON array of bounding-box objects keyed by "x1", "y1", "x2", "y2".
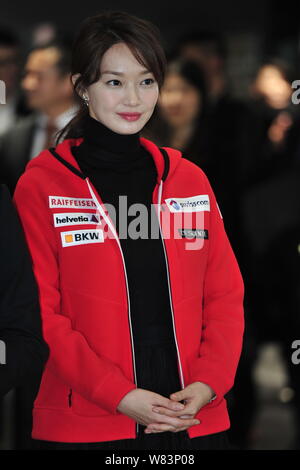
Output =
[{"x1": 71, "y1": 115, "x2": 180, "y2": 395}]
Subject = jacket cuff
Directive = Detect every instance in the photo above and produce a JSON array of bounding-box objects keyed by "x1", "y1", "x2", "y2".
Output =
[
  {"x1": 93, "y1": 371, "x2": 137, "y2": 415},
  {"x1": 188, "y1": 359, "x2": 229, "y2": 407}
]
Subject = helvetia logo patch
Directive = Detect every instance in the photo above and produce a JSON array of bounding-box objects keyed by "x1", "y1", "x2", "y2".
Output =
[
  {"x1": 178, "y1": 229, "x2": 209, "y2": 239},
  {"x1": 61, "y1": 229, "x2": 104, "y2": 247},
  {"x1": 165, "y1": 195, "x2": 210, "y2": 212},
  {"x1": 54, "y1": 212, "x2": 100, "y2": 227}
]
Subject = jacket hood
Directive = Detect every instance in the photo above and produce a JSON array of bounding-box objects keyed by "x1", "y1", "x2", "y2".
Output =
[{"x1": 25, "y1": 137, "x2": 183, "y2": 184}]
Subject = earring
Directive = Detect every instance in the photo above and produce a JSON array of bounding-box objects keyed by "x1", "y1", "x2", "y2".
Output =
[{"x1": 83, "y1": 94, "x2": 89, "y2": 106}]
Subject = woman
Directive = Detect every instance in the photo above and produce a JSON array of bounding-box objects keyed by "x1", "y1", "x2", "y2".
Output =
[
  {"x1": 145, "y1": 58, "x2": 246, "y2": 257},
  {"x1": 142, "y1": 58, "x2": 208, "y2": 162},
  {"x1": 13, "y1": 11, "x2": 244, "y2": 450},
  {"x1": 0, "y1": 184, "x2": 49, "y2": 401}
]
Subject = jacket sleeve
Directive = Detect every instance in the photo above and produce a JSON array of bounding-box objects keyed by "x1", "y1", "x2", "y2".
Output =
[
  {"x1": 188, "y1": 172, "x2": 245, "y2": 406},
  {"x1": 0, "y1": 184, "x2": 49, "y2": 398},
  {"x1": 13, "y1": 175, "x2": 136, "y2": 414}
]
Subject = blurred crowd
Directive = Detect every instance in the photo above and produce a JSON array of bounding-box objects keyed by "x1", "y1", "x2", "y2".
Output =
[{"x1": 0, "y1": 22, "x2": 299, "y2": 450}]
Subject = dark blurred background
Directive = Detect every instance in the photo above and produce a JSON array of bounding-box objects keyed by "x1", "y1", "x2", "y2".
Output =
[{"x1": 0, "y1": 0, "x2": 299, "y2": 450}]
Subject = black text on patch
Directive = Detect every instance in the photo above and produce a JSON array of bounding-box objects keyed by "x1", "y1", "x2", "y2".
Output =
[
  {"x1": 61, "y1": 229, "x2": 104, "y2": 247},
  {"x1": 53, "y1": 212, "x2": 99, "y2": 227},
  {"x1": 178, "y1": 228, "x2": 209, "y2": 239}
]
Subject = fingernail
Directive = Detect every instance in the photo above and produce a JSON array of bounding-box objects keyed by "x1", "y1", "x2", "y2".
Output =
[{"x1": 174, "y1": 404, "x2": 184, "y2": 410}]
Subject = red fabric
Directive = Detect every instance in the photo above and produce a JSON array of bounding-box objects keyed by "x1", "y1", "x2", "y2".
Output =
[{"x1": 13, "y1": 137, "x2": 244, "y2": 442}]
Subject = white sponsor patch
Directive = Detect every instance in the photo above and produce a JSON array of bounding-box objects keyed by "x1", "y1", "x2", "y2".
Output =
[
  {"x1": 61, "y1": 229, "x2": 104, "y2": 247},
  {"x1": 165, "y1": 195, "x2": 210, "y2": 213},
  {"x1": 49, "y1": 196, "x2": 96, "y2": 209},
  {"x1": 53, "y1": 212, "x2": 100, "y2": 227}
]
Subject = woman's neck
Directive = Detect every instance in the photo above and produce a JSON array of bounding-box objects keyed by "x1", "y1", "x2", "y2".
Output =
[
  {"x1": 170, "y1": 122, "x2": 196, "y2": 150},
  {"x1": 82, "y1": 114, "x2": 141, "y2": 155}
]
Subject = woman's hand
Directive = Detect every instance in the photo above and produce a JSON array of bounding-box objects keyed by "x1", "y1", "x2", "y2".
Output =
[
  {"x1": 145, "y1": 382, "x2": 216, "y2": 433},
  {"x1": 117, "y1": 388, "x2": 200, "y2": 432}
]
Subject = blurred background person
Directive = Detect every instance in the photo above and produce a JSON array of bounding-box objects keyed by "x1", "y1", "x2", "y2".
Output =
[
  {"x1": 0, "y1": 27, "x2": 31, "y2": 137},
  {"x1": 167, "y1": 32, "x2": 251, "y2": 259},
  {"x1": 0, "y1": 184, "x2": 49, "y2": 448},
  {"x1": 175, "y1": 30, "x2": 228, "y2": 104},
  {"x1": 240, "y1": 59, "x2": 300, "y2": 448},
  {"x1": 142, "y1": 59, "x2": 208, "y2": 158},
  {"x1": 143, "y1": 51, "x2": 248, "y2": 265},
  {"x1": 0, "y1": 38, "x2": 78, "y2": 194},
  {"x1": 0, "y1": 35, "x2": 78, "y2": 450}
]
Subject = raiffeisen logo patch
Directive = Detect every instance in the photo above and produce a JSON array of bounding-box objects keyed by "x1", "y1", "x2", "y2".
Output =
[
  {"x1": 49, "y1": 196, "x2": 96, "y2": 208},
  {"x1": 165, "y1": 195, "x2": 210, "y2": 213},
  {"x1": 61, "y1": 229, "x2": 104, "y2": 247},
  {"x1": 53, "y1": 212, "x2": 100, "y2": 227}
]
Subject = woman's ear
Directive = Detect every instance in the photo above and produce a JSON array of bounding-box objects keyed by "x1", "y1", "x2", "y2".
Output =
[
  {"x1": 71, "y1": 74, "x2": 87, "y2": 101},
  {"x1": 71, "y1": 73, "x2": 81, "y2": 90}
]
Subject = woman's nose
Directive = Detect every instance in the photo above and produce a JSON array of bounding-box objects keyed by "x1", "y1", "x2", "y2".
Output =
[{"x1": 124, "y1": 84, "x2": 140, "y2": 106}]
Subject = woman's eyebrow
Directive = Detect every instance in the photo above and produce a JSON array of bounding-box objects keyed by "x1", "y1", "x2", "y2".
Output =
[{"x1": 101, "y1": 70, "x2": 150, "y2": 76}]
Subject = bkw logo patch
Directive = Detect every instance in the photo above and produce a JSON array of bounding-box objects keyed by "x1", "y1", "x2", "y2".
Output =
[{"x1": 61, "y1": 229, "x2": 104, "y2": 247}]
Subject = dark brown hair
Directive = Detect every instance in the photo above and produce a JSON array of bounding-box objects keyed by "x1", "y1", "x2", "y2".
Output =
[{"x1": 56, "y1": 10, "x2": 167, "y2": 144}]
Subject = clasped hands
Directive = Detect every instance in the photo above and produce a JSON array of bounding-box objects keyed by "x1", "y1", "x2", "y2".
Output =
[{"x1": 117, "y1": 381, "x2": 216, "y2": 434}]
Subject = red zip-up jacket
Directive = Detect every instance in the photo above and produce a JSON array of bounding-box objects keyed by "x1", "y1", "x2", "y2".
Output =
[{"x1": 13, "y1": 136, "x2": 244, "y2": 443}]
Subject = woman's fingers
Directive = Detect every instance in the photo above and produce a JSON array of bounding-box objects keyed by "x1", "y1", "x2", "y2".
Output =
[
  {"x1": 152, "y1": 406, "x2": 196, "y2": 419},
  {"x1": 152, "y1": 394, "x2": 185, "y2": 412},
  {"x1": 145, "y1": 420, "x2": 198, "y2": 433},
  {"x1": 146, "y1": 414, "x2": 200, "y2": 433},
  {"x1": 145, "y1": 423, "x2": 176, "y2": 433},
  {"x1": 152, "y1": 406, "x2": 184, "y2": 417}
]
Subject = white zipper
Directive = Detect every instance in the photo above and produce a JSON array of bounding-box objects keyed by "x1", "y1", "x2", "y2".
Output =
[
  {"x1": 85, "y1": 178, "x2": 139, "y2": 437},
  {"x1": 157, "y1": 180, "x2": 185, "y2": 390}
]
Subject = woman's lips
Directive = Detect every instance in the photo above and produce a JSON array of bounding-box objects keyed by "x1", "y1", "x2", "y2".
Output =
[{"x1": 117, "y1": 113, "x2": 142, "y2": 121}]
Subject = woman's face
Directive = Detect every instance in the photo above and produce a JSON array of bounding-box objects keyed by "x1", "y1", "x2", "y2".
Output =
[
  {"x1": 252, "y1": 65, "x2": 291, "y2": 109},
  {"x1": 85, "y1": 42, "x2": 159, "y2": 134},
  {"x1": 158, "y1": 73, "x2": 201, "y2": 128}
]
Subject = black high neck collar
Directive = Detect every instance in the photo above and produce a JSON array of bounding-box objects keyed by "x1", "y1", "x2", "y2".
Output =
[{"x1": 82, "y1": 114, "x2": 141, "y2": 155}]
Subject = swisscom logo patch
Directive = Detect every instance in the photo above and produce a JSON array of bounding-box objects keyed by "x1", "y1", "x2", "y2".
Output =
[
  {"x1": 61, "y1": 229, "x2": 104, "y2": 247},
  {"x1": 165, "y1": 195, "x2": 210, "y2": 213}
]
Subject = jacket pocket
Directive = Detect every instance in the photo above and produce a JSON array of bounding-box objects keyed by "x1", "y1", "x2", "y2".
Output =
[
  {"x1": 33, "y1": 369, "x2": 71, "y2": 411},
  {"x1": 68, "y1": 389, "x2": 72, "y2": 407}
]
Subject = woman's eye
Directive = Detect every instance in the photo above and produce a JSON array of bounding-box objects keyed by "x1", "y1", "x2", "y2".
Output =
[
  {"x1": 106, "y1": 78, "x2": 155, "y2": 87},
  {"x1": 142, "y1": 78, "x2": 155, "y2": 85},
  {"x1": 107, "y1": 80, "x2": 121, "y2": 86}
]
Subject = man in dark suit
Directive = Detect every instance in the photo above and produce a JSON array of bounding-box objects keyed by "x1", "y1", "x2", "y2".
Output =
[
  {"x1": 0, "y1": 38, "x2": 78, "y2": 195},
  {"x1": 0, "y1": 38, "x2": 77, "y2": 449},
  {"x1": 0, "y1": 185, "x2": 49, "y2": 448},
  {"x1": 0, "y1": 28, "x2": 31, "y2": 138}
]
